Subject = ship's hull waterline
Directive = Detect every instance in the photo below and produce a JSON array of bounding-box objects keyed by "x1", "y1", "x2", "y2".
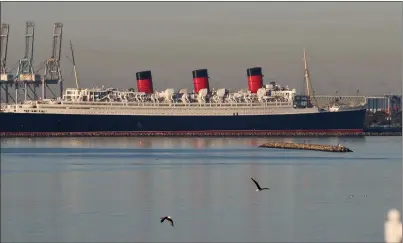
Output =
[{"x1": 0, "y1": 108, "x2": 367, "y2": 137}]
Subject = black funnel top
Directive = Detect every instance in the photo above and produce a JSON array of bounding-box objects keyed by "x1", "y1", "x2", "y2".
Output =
[
  {"x1": 247, "y1": 67, "x2": 262, "y2": 76},
  {"x1": 192, "y1": 69, "x2": 208, "y2": 78},
  {"x1": 136, "y1": 70, "x2": 152, "y2": 80}
]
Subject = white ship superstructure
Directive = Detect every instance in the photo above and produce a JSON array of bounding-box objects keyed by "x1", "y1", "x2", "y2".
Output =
[{"x1": 1, "y1": 82, "x2": 319, "y2": 116}]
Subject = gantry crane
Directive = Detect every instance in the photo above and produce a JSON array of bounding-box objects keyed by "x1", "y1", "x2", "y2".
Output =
[
  {"x1": 42, "y1": 22, "x2": 63, "y2": 99},
  {"x1": 14, "y1": 21, "x2": 41, "y2": 102},
  {"x1": 0, "y1": 22, "x2": 14, "y2": 104}
]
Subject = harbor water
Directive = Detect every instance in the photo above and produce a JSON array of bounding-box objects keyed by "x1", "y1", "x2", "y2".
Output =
[{"x1": 1, "y1": 136, "x2": 402, "y2": 242}]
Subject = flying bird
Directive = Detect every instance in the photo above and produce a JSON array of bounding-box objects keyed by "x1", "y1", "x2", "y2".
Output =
[
  {"x1": 160, "y1": 216, "x2": 174, "y2": 227},
  {"x1": 251, "y1": 177, "x2": 270, "y2": 191}
]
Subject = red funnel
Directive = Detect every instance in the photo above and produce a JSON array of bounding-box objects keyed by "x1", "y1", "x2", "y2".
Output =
[
  {"x1": 136, "y1": 70, "x2": 154, "y2": 94},
  {"x1": 247, "y1": 67, "x2": 263, "y2": 93},
  {"x1": 192, "y1": 69, "x2": 209, "y2": 93}
]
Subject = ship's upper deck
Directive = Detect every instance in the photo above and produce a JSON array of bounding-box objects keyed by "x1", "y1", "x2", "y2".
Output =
[
  {"x1": 1, "y1": 81, "x2": 326, "y2": 116},
  {"x1": 61, "y1": 82, "x2": 297, "y2": 106}
]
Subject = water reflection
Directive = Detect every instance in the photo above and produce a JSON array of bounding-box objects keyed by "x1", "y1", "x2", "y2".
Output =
[{"x1": 1, "y1": 136, "x2": 367, "y2": 150}]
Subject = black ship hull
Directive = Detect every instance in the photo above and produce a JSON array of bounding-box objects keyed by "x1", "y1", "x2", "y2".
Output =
[{"x1": 0, "y1": 108, "x2": 367, "y2": 137}]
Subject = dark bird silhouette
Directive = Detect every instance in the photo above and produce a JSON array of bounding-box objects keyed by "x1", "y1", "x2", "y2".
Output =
[
  {"x1": 160, "y1": 216, "x2": 174, "y2": 227},
  {"x1": 251, "y1": 177, "x2": 269, "y2": 191}
]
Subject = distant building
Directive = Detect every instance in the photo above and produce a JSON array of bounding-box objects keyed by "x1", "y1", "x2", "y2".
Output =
[{"x1": 366, "y1": 95, "x2": 402, "y2": 115}]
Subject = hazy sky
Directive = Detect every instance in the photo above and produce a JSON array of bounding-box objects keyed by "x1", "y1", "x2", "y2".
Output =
[{"x1": 1, "y1": 2, "x2": 402, "y2": 95}]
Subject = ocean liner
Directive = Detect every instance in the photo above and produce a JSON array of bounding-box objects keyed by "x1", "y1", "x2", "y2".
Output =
[{"x1": 0, "y1": 49, "x2": 366, "y2": 137}]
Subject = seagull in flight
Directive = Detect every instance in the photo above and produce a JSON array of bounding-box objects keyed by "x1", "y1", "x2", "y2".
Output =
[
  {"x1": 160, "y1": 216, "x2": 174, "y2": 227},
  {"x1": 251, "y1": 177, "x2": 270, "y2": 191}
]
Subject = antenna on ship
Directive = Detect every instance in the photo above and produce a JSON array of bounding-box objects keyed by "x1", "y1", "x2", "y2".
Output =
[
  {"x1": 303, "y1": 48, "x2": 318, "y2": 108},
  {"x1": 303, "y1": 48, "x2": 311, "y2": 97},
  {"x1": 66, "y1": 40, "x2": 79, "y2": 89}
]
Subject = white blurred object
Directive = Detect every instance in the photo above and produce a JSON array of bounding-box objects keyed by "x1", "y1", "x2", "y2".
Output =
[{"x1": 385, "y1": 209, "x2": 402, "y2": 243}]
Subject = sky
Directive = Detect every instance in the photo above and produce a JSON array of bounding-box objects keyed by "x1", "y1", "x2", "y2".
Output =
[{"x1": 1, "y1": 1, "x2": 402, "y2": 95}]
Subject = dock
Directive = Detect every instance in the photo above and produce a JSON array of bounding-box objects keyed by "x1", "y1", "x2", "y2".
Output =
[{"x1": 258, "y1": 142, "x2": 353, "y2": 152}]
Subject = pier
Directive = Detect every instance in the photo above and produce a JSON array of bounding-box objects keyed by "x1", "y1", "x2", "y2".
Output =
[{"x1": 258, "y1": 142, "x2": 353, "y2": 152}]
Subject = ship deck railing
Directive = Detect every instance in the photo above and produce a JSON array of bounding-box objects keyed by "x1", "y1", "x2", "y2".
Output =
[{"x1": 54, "y1": 101, "x2": 294, "y2": 108}]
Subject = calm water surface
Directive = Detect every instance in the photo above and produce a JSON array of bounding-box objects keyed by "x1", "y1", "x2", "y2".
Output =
[{"x1": 1, "y1": 136, "x2": 402, "y2": 242}]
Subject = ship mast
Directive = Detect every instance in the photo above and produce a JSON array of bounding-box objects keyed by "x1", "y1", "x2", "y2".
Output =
[
  {"x1": 69, "y1": 40, "x2": 79, "y2": 89},
  {"x1": 303, "y1": 48, "x2": 311, "y2": 97},
  {"x1": 303, "y1": 48, "x2": 319, "y2": 109}
]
